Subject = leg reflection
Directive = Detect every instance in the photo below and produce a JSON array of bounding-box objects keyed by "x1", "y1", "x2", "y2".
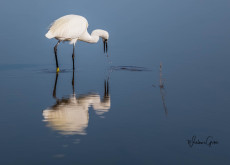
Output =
[
  {"x1": 53, "y1": 73, "x2": 59, "y2": 99},
  {"x1": 72, "y1": 70, "x2": 75, "y2": 95}
]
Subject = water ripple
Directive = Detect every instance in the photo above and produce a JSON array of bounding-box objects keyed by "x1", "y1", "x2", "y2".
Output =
[{"x1": 110, "y1": 66, "x2": 151, "y2": 72}]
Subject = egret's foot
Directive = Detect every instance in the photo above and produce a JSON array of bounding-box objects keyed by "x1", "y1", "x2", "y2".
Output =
[{"x1": 56, "y1": 67, "x2": 60, "y2": 72}]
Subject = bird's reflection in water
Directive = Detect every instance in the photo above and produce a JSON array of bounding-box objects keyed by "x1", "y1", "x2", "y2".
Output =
[{"x1": 43, "y1": 71, "x2": 110, "y2": 135}]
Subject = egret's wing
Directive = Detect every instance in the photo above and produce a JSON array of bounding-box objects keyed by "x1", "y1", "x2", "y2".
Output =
[{"x1": 48, "y1": 15, "x2": 88, "y2": 39}]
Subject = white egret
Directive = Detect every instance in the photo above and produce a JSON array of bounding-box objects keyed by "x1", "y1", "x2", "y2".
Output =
[{"x1": 45, "y1": 14, "x2": 109, "y2": 72}]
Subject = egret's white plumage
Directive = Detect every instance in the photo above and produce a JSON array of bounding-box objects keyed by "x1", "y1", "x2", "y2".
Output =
[
  {"x1": 46, "y1": 15, "x2": 88, "y2": 42},
  {"x1": 45, "y1": 14, "x2": 109, "y2": 72}
]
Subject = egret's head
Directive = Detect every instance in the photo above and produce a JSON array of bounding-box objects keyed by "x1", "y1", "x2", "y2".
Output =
[
  {"x1": 103, "y1": 38, "x2": 108, "y2": 54},
  {"x1": 91, "y1": 29, "x2": 109, "y2": 40},
  {"x1": 102, "y1": 31, "x2": 109, "y2": 54},
  {"x1": 92, "y1": 29, "x2": 109, "y2": 53},
  {"x1": 102, "y1": 31, "x2": 109, "y2": 40}
]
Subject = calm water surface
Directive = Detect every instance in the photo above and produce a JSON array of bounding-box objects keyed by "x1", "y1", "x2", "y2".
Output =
[{"x1": 0, "y1": 0, "x2": 230, "y2": 164}]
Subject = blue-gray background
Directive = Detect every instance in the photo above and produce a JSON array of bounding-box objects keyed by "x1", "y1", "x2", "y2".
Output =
[{"x1": 0, "y1": 0, "x2": 230, "y2": 164}]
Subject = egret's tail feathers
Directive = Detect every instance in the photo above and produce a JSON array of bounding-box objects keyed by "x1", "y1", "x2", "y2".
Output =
[{"x1": 45, "y1": 31, "x2": 54, "y2": 39}]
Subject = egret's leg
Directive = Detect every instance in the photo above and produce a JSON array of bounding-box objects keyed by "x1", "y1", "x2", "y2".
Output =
[
  {"x1": 72, "y1": 44, "x2": 75, "y2": 70},
  {"x1": 54, "y1": 40, "x2": 61, "y2": 72}
]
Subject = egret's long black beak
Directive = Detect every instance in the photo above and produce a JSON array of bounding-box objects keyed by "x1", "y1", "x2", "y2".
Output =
[{"x1": 103, "y1": 39, "x2": 108, "y2": 54}]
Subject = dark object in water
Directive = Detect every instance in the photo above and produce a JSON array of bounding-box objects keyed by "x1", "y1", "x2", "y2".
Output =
[{"x1": 110, "y1": 66, "x2": 150, "y2": 72}]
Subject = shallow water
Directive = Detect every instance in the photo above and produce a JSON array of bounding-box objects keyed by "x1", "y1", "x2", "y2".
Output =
[{"x1": 1, "y1": 0, "x2": 230, "y2": 164}]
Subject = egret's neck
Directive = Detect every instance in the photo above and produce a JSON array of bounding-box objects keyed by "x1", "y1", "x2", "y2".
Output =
[
  {"x1": 79, "y1": 29, "x2": 109, "y2": 43},
  {"x1": 89, "y1": 35, "x2": 100, "y2": 43}
]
